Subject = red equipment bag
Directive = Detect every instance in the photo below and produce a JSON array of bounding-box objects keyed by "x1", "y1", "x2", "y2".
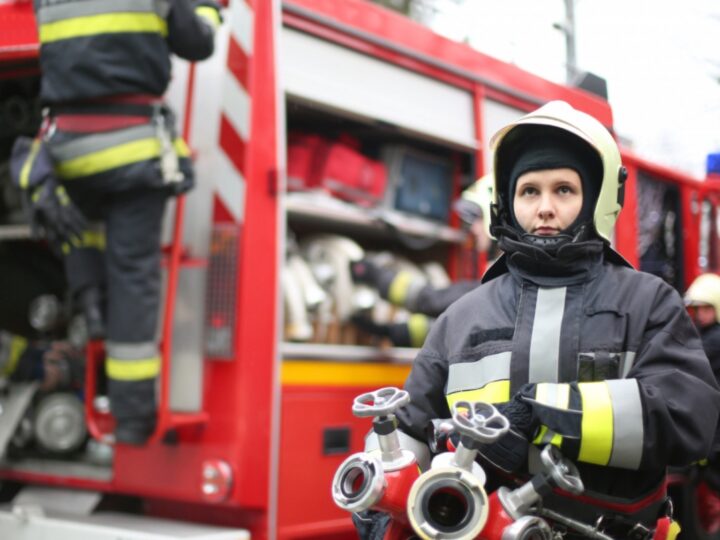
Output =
[
  {"x1": 286, "y1": 132, "x2": 329, "y2": 191},
  {"x1": 316, "y1": 141, "x2": 387, "y2": 207}
]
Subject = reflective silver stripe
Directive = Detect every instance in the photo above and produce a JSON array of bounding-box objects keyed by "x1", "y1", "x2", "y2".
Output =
[
  {"x1": 51, "y1": 124, "x2": 155, "y2": 161},
  {"x1": 621, "y1": 351, "x2": 637, "y2": 378},
  {"x1": 607, "y1": 378, "x2": 644, "y2": 469},
  {"x1": 105, "y1": 341, "x2": 158, "y2": 360},
  {"x1": 446, "y1": 351, "x2": 512, "y2": 393},
  {"x1": 528, "y1": 287, "x2": 566, "y2": 383},
  {"x1": 364, "y1": 430, "x2": 431, "y2": 471},
  {"x1": 37, "y1": 0, "x2": 168, "y2": 24}
]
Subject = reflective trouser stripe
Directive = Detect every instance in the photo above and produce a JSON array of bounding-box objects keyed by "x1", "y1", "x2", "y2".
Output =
[
  {"x1": 407, "y1": 314, "x2": 430, "y2": 348},
  {"x1": 56, "y1": 137, "x2": 189, "y2": 179},
  {"x1": 446, "y1": 380, "x2": 510, "y2": 409},
  {"x1": 106, "y1": 356, "x2": 160, "y2": 381},
  {"x1": 39, "y1": 13, "x2": 168, "y2": 43},
  {"x1": 195, "y1": 6, "x2": 221, "y2": 30},
  {"x1": 106, "y1": 341, "x2": 160, "y2": 381}
]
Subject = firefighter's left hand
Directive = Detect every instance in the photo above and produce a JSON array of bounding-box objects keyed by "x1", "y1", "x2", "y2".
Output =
[{"x1": 28, "y1": 179, "x2": 87, "y2": 248}]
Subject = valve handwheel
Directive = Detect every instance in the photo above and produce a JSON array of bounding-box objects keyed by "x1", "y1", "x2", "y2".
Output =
[
  {"x1": 540, "y1": 445, "x2": 584, "y2": 494},
  {"x1": 352, "y1": 387, "x2": 410, "y2": 418},
  {"x1": 452, "y1": 400, "x2": 510, "y2": 445}
]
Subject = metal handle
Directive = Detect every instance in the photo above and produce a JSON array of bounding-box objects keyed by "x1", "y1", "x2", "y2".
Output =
[
  {"x1": 353, "y1": 387, "x2": 410, "y2": 418},
  {"x1": 540, "y1": 444, "x2": 584, "y2": 494},
  {"x1": 452, "y1": 400, "x2": 510, "y2": 444}
]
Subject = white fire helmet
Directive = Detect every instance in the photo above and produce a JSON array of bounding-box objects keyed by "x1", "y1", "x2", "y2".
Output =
[
  {"x1": 489, "y1": 100, "x2": 626, "y2": 243},
  {"x1": 685, "y1": 273, "x2": 720, "y2": 323}
]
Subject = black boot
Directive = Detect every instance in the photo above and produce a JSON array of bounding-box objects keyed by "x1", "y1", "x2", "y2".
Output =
[{"x1": 77, "y1": 286, "x2": 105, "y2": 340}]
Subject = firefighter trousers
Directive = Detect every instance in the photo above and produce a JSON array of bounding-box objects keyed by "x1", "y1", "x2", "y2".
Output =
[{"x1": 63, "y1": 183, "x2": 168, "y2": 424}]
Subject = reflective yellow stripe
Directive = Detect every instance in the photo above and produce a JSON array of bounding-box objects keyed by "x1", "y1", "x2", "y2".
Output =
[
  {"x1": 4, "y1": 336, "x2": 28, "y2": 376},
  {"x1": 578, "y1": 381, "x2": 614, "y2": 465},
  {"x1": 173, "y1": 138, "x2": 191, "y2": 158},
  {"x1": 57, "y1": 137, "x2": 161, "y2": 178},
  {"x1": 388, "y1": 271, "x2": 412, "y2": 306},
  {"x1": 39, "y1": 13, "x2": 168, "y2": 43},
  {"x1": 195, "y1": 6, "x2": 221, "y2": 30},
  {"x1": 281, "y1": 361, "x2": 411, "y2": 386},
  {"x1": 106, "y1": 356, "x2": 160, "y2": 381},
  {"x1": 19, "y1": 139, "x2": 42, "y2": 190},
  {"x1": 407, "y1": 314, "x2": 429, "y2": 348},
  {"x1": 446, "y1": 380, "x2": 510, "y2": 409}
]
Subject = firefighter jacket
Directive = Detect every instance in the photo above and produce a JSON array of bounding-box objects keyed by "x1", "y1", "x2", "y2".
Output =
[
  {"x1": 34, "y1": 0, "x2": 220, "y2": 104},
  {"x1": 395, "y1": 244, "x2": 720, "y2": 517},
  {"x1": 34, "y1": 0, "x2": 220, "y2": 192}
]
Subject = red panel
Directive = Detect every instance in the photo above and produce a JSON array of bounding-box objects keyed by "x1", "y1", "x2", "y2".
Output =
[
  {"x1": 277, "y1": 385, "x2": 375, "y2": 540},
  {"x1": 228, "y1": 35, "x2": 251, "y2": 91},
  {"x1": 219, "y1": 114, "x2": 248, "y2": 174},
  {"x1": 0, "y1": 1, "x2": 38, "y2": 60}
]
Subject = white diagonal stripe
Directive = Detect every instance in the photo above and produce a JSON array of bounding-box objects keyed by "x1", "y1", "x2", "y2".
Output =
[
  {"x1": 215, "y1": 150, "x2": 246, "y2": 223},
  {"x1": 222, "y1": 73, "x2": 251, "y2": 141},
  {"x1": 229, "y1": 0, "x2": 254, "y2": 55}
]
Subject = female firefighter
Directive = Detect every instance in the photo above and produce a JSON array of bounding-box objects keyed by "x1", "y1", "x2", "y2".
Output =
[{"x1": 355, "y1": 101, "x2": 720, "y2": 538}]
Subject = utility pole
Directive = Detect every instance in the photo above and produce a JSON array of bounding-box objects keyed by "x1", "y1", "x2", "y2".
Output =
[{"x1": 553, "y1": 0, "x2": 578, "y2": 84}]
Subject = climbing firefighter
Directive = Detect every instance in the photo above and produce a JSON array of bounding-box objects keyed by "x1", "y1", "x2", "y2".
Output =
[
  {"x1": 354, "y1": 101, "x2": 720, "y2": 539},
  {"x1": 684, "y1": 272, "x2": 720, "y2": 534},
  {"x1": 349, "y1": 174, "x2": 494, "y2": 347},
  {"x1": 10, "y1": 0, "x2": 222, "y2": 445}
]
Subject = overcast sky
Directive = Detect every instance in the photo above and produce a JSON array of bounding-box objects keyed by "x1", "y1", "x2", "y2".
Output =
[{"x1": 430, "y1": 0, "x2": 720, "y2": 178}]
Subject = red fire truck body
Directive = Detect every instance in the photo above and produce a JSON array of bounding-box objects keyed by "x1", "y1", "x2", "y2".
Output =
[{"x1": 1, "y1": 0, "x2": 719, "y2": 538}]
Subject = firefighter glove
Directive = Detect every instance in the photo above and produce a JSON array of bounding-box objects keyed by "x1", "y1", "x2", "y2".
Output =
[
  {"x1": 350, "y1": 314, "x2": 415, "y2": 347},
  {"x1": 28, "y1": 179, "x2": 87, "y2": 247},
  {"x1": 475, "y1": 388, "x2": 539, "y2": 473},
  {"x1": 352, "y1": 510, "x2": 391, "y2": 540},
  {"x1": 349, "y1": 258, "x2": 382, "y2": 287}
]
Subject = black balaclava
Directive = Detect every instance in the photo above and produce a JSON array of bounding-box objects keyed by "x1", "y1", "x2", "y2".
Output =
[{"x1": 488, "y1": 125, "x2": 606, "y2": 285}]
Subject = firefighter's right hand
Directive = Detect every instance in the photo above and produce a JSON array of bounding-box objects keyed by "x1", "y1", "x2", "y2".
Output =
[
  {"x1": 350, "y1": 314, "x2": 413, "y2": 347},
  {"x1": 352, "y1": 510, "x2": 391, "y2": 540},
  {"x1": 28, "y1": 179, "x2": 87, "y2": 248}
]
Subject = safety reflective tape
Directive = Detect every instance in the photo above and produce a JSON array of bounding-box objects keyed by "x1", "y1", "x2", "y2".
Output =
[
  {"x1": 533, "y1": 382, "x2": 570, "y2": 447},
  {"x1": 528, "y1": 287, "x2": 566, "y2": 383},
  {"x1": 173, "y1": 137, "x2": 191, "y2": 157},
  {"x1": 19, "y1": 138, "x2": 42, "y2": 190},
  {"x1": 57, "y1": 138, "x2": 162, "y2": 178},
  {"x1": 578, "y1": 381, "x2": 614, "y2": 465},
  {"x1": 447, "y1": 351, "x2": 511, "y2": 394},
  {"x1": 407, "y1": 314, "x2": 430, "y2": 348},
  {"x1": 3, "y1": 336, "x2": 28, "y2": 376},
  {"x1": 106, "y1": 341, "x2": 158, "y2": 360},
  {"x1": 388, "y1": 271, "x2": 413, "y2": 306},
  {"x1": 446, "y1": 380, "x2": 510, "y2": 409},
  {"x1": 62, "y1": 229, "x2": 107, "y2": 254},
  {"x1": 106, "y1": 356, "x2": 160, "y2": 381},
  {"x1": 195, "y1": 6, "x2": 221, "y2": 30},
  {"x1": 37, "y1": 0, "x2": 168, "y2": 24},
  {"x1": 52, "y1": 125, "x2": 156, "y2": 160},
  {"x1": 39, "y1": 13, "x2": 168, "y2": 43},
  {"x1": 606, "y1": 378, "x2": 643, "y2": 469}
]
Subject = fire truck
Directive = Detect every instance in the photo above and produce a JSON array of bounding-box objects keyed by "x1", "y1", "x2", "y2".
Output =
[{"x1": 1, "y1": 0, "x2": 720, "y2": 538}]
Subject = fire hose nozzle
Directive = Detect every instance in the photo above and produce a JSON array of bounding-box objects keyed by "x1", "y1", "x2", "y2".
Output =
[{"x1": 332, "y1": 453, "x2": 386, "y2": 513}]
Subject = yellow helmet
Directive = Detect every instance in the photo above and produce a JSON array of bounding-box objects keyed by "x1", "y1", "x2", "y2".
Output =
[
  {"x1": 454, "y1": 173, "x2": 494, "y2": 236},
  {"x1": 489, "y1": 100, "x2": 626, "y2": 243},
  {"x1": 685, "y1": 273, "x2": 720, "y2": 323}
]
